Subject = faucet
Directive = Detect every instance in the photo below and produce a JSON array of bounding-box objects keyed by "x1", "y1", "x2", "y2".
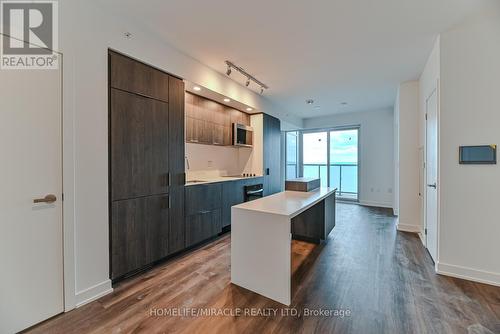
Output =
[{"x1": 185, "y1": 156, "x2": 190, "y2": 170}]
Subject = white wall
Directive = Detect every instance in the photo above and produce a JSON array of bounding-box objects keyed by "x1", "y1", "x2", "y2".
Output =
[
  {"x1": 59, "y1": 0, "x2": 301, "y2": 309},
  {"x1": 437, "y1": 7, "x2": 500, "y2": 285},
  {"x1": 395, "y1": 81, "x2": 421, "y2": 232},
  {"x1": 303, "y1": 109, "x2": 394, "y2": 208}
]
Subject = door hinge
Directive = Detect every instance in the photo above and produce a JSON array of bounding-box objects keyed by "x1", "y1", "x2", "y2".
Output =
[
  {"x1": 61, "y1": 193, "x2": 64, "y2": 201},
  {"x1": 424, "y1": 228, "x2": 428, "y2": 235},
  {"x1": 425, "y1": 113, "x2": 428, "y2": 120}
]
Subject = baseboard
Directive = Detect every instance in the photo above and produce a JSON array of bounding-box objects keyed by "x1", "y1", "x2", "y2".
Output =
[
  {"x1": 437, "y1": 262, "x2": 500, "y2": 287},
  {"x1": 396, "y1": 223, "x2": 420, "y2": 233},
  {"x1": 75, "y1": 279, "x2": 113, "y2": 308},
  {"x1": 358, "y1": 200, "x2": 393, "y2": 209},
  {"x1": 418, "y1": 231, "x2": 425, "y2": 245}
]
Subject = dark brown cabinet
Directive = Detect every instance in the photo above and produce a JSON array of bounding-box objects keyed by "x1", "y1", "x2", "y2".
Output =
[
  {"x1": 185, "y1": 92, "x2": 250, "y2": 146},
  {"x1": 184, "y1": 183, "x2": 222, "y2": 247},
  {"x1": 110, "y1": 89, "x2": 169, "y2": 201},
  {"x1": 185, "y1": 209, "x2": 221, "y2": 247},
  {"x1": 111, "y1": 195, "x2": 169, "y2": 279},
  {"x1": 263, "y1": 114, "x2": 282, "y2": 196},
  {"x1": 291, "y1": 191, "x2": 336, "y2": 243},
  {"x1": 167, "y1": 76, "x2": 186, "y2": 254},
  {"x1": 110, "y1": 51, "x2": 169, "y2": 102},
  {"x1": 109, "y1": 50, "x2": 185, "y2": 281}
]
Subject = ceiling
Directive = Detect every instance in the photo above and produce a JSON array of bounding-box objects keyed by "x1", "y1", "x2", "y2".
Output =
[{"x1": 97, "y1": 0, "x2": 492, "y2": 118}]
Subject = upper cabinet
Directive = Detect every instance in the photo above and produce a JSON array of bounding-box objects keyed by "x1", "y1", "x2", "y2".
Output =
[
  {"x1": 185, "y1": 92, "x2": 250, "y2": 146},
  {"x1": 110, "y1": 51, "x2": 169, "y2": 102}
]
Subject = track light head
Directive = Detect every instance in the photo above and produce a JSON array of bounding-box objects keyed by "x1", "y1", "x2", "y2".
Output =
[
  {"x1": 226, "y1": 66, "x2": 232, "y2": 76},
  {"x1": 260, "y1": 87, "x2": 264, "y2": 95},
  {"x1": 246, "y1": 78, "x2": 251, "y2": 87}
]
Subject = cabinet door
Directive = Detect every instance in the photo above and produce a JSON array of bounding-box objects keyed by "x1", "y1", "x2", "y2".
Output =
[
  {"x1": 221, "y1": 181, "x2": 244, "y2": 228},
  {"x1": 168, "y1": 77, "x2": 186, "y2": 254},
  {"x1": 223, "y1": 126, "x2": 232, "y2": 146},
  {"x1": 185, "y1": 209, "x2": 221, "y2": 247},
  {"x1": 111, "y1": 89, "x2": 169, "y2": 201},
  {"x1": 263, "y1": 114, "x2": 281, "y2": 196},
  {"x1": 111, "y1": 195, "x2": 169, "y2": 280},
  {"x1": 110, "y1": 51, "x2": 169, "y2": 102},
  {"x1": 185, "y1": 183, "x2": 222, "y2": 216},
  {"x1": 213, "y1": 124, "x2": 224, "y2": 145}
]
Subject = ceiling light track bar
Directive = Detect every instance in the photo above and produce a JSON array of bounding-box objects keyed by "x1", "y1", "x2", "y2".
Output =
[{"x1": 225, "y1": 60, "x2": 269, "y2": 90}]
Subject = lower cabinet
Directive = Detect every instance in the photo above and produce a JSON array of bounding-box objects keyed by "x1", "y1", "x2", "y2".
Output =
[
  {"x1": 185, "y1": 209, "x2": 222, "y2": 247},
  {"x1": 111, "y1": 194, "x2": 169, "y2": 280},
  {"x1": 185, "y1": 183, "x2": 222, "y2": 247}
]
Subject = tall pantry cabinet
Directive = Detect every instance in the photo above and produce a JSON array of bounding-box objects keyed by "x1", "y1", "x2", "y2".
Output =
[{"x1": 108, "y1": 50, "x2": 185, "y2": 281}]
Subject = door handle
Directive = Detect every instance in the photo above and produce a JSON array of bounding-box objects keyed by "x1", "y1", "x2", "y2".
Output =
[
  {"x1": 427, "y1": 183, "x2": 437, "y2": 189},
  {"x1": 34, "y1": 194, "x2": 57, "y2": 204}
]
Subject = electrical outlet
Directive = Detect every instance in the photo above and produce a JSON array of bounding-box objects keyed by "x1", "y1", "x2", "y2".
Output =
[{"x1": 207, "y1": 160, "x2": 213, "y2": 168}]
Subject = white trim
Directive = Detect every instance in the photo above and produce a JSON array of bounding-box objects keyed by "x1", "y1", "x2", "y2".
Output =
[
  {"x1": 75, "y1": 280, "x2": 113, "y2": 308},
  {"x1": 359, "y1": 200, "x2": 393, "y2": 209},
  {"x1": 393, "y1": 208, "x2": 399, "y2": 216},
  {"x1": 396, "y1": 223, "x2": 420, "y2": 233},
  {"x1": 436, "y1": 262, "x2": 500, "y2": 287}
]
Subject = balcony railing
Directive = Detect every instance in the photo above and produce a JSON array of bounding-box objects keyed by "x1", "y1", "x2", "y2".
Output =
[{"x1": 302, "y1": 163, "x2": 358, "y2": 199}]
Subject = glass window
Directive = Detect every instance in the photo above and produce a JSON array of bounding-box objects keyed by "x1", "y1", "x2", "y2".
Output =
[{"x1": 285, "y1": 131, "x2": 298, "y2": 179}]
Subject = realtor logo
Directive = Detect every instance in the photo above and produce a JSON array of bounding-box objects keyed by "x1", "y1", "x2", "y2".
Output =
[{"x1": 1, "y1": 0, "x2": 58, "y2": 69}]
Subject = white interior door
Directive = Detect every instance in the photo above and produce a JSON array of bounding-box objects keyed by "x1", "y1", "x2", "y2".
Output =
[
  {"x1": 0, "y1": 36, "x2": 63, "y2": 333},
  {"x1": 425, "y1": 88, "x2": 439, "y2": 263}
]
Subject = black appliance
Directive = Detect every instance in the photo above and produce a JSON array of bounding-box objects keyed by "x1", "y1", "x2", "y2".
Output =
[{"x1": 244, "y1": 184, "x2": 263, "y2": 202}]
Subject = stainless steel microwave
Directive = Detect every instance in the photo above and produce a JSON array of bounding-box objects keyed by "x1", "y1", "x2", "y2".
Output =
[{"x1": 233, "y1": 123, "x2": 253, "y2": 147}]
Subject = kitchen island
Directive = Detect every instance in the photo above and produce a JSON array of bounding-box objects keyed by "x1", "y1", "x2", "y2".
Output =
[{"x1": 231, "y1": 187, "x2": 336, "y2": 305}]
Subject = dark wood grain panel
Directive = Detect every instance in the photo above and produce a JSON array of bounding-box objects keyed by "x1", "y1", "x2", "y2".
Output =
[
  {"x1": 185, "y1": 183, "x2": 222, "y2": 216},
  {"x1": 110, "y1": 89, "x2": 169, "y2": 201},
  {"x1": 291, "y1": 200, "x2": 325, "y2": 243},
  {"x1": 185, "y1": 209, "x2": 222, "y2": 247},
  {"x1": 263, "y1": 113, "x2": 281, "y2": 196},
  {"x1": 109, "y1": 51, "x2": 169, "y2": 102},
  {"x1": 168, "y1": 76, "x2": 185, "y2": 254},
  {"x1": 110, "y1": 195, "x2": 169, "y2": 280},
  {"x1": 324, "y1": 191, "x2": 336, "y2": 238}
]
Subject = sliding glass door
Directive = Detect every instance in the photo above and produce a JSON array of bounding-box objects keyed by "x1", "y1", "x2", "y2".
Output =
[
  {"x1": 329, "y1": 129, "x2": 358, "y2": 200},
  {"x1": 285, "y1": 127, "x2": 359, "y2": 201},
  {"x1": 302, "y1": 131, "x2": 328, "y2": 187}
]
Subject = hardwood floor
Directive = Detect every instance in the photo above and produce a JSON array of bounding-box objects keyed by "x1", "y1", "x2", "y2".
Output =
[{"x1": 27, "y1": 203, "x2": 500, "y2": 334}]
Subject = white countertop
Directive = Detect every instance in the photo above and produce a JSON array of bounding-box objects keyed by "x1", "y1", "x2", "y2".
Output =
[
  {"x1": 232, "y1": 187, "x2": 337, "y2": 218},
  {"x1": 185, "y1": 175, "x2": 263, "y2": 186}
]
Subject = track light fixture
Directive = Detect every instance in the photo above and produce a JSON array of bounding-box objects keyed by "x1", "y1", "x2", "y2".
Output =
[{"x1": 225, "y1": 60, "x2": 269, "y2": 94}]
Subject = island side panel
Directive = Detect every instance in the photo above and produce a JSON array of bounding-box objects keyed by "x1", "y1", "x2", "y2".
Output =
[{"x1": 231, "y1": 208, "x2": 291, "y2": 305}]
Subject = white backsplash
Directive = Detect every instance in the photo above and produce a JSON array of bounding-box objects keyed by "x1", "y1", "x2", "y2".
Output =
[{"x1": 185, "y1": 143, "x2": 256, "y2": 179}]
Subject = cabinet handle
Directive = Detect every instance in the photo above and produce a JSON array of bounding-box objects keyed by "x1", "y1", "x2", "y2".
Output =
[{"x1": 168, "y1": 172, "x2": 172, "y2": 186}]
